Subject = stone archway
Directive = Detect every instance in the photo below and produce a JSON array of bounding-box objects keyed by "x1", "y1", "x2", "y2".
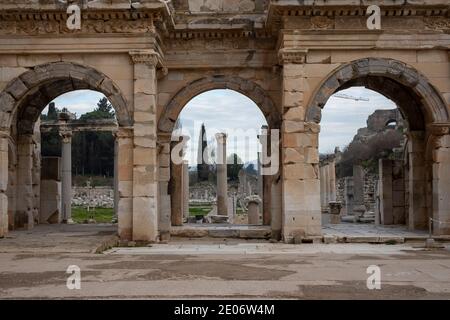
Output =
[
  {"x1": 306, "y1": 58, "x2": 449, "y2": 127},
  {"x1": 0, "y1": 61, "x2": 132, "y2": 133},
  {"x1": 157, "y1": 75, "x2": 282, "y2": 240},
  {"x1": 305, "y1": 58, "x2": 450, "y2": 235},
  {"x1": 0, "y1": 61, "x2": 133, "y2": 234},
  {"x1": 158, "y1": 75, "x2": 281, "y2": 133}
]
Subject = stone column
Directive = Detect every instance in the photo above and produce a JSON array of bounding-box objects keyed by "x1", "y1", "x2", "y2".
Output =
[
  {"x1": 379, "y1": 159, "x2": 393, "y2": 225},
  {"x1": 158, "y1": 134, "x2": 171, "y2": 241},
  {"x1": 113, "y1": 133, "x2": 119, "y2": 221},
  {"x1": 352, "y1": 164, "x2": 366, "y2": 217},
  {"x1": 319, "y1": 165, "x2": 325, "y2": 210},
  {"x1": 60, "y1": 129, "x2": 73, "y2": 224},
  {"x1": 169, "y1": 135, "x2": 189, "y2": 226},
  {"x1": 130, "y1": 50, "x2": 160, "y2": 242},
  {"x1": 16, "y1": 134, "x2": 34, "y2": 229},
  {"x1": 115, "y1": 127, "x2": 134, "y2": 240},
  {"x1": 279, "y1": 48, "x2": 321, "y2": 242},
  {"x1": 215, "y1": 133, "x2": 228, "y2": 216},
  {"x1": 259, "y1": 126, "x2": 271, "y2": 225},
  {"x1": 407, "y1": 131, "x2": 427, "y2": 230},
  {"x1": 182, "y1": 160, "x2": 189, "y2": 220},
  {"x1": 430, "y1": 126, "x2": 450, "y2": 235},
  {"x1": 324, "y1": 162, "x2": 330, "y2": 211},
  {"x1": 271, "y1": 173, "x2": 282, "y2": 240},
  {"x1": 329, "y1": 159, "x2": 336, "y2": 202},
  {"x1": 0, "y1": 131, "x2": 9, "y2": 237}
]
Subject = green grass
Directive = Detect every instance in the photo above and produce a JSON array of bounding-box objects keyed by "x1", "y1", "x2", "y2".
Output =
[
  {"x1": 72, "y1": 207, "x2": 114, "y2": 223},
  {"x1": 189, "y1": 206, "x2": 212, "y2": 216}
]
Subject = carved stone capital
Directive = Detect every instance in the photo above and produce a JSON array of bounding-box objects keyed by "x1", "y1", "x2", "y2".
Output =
[
  {"x1": 59, "y1": 128, "x2": 73, "y2": 143},
  {"x1": 129, "y1": 50, "x2": 160, "y2": 67},
  {"x1": 278, "y1": 48, "x2": 307, "y2": 65}
]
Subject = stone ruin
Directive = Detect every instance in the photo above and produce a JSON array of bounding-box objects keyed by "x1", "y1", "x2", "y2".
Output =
[{"x1": 320, "y1": 109, "x2": 409, "y2": 226}]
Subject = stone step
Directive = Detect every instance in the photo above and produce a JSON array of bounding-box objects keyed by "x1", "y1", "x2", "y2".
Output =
[{"x1": 171, "y1": 224, "x2": 271, "y2": 239}]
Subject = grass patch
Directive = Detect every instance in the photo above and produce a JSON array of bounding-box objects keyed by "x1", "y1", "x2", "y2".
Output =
[
  {"x1": 72, "y1": 207, "x2": 114, "y2": 223},
  {"x1": 189, "y1": 206, "x2": 212, "y2": 216}
]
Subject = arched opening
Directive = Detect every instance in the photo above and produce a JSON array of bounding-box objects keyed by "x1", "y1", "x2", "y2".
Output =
[
  {"x1": 0, "y1": 62, "x2": 131, "y2": 234},
  {"x1": 158, "y1": 76, "x2": 282, "y2": 240},
  {"x1": 307, "y1": 58, "x2": 450, "y2": 235}
]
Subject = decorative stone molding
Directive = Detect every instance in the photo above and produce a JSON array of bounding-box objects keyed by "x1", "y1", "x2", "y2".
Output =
[
  {"x1": 310, "y1": 16, "x2": 334, "y2": 30},
  {"x1": 114, "y1": 127, "x2": 134, "y2": 139},
  {"x1": 129, "y1": 50, "x2": 160, "y2": 67},
  {"x1": 278, "y1": 48, "x2": 307, "y2": 65},
  {"x1": 427, "y1": 123, "x2": 450, "y2": 136},
  {"x1": 424, "y1": 17, "x2": 450, "y2": 31}
]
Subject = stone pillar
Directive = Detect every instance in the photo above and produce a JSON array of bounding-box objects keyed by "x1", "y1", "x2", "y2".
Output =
[
  {"x1": 247, "y1": 200, "x2": 260, "y2": 225},
  {"x1": 352, "y1": 164, "x2": 366, "y2": 217},
  {"x1": 319, "y1": 165, "x2": 325, "y2": 210},
  {"x1": 379, "y1": 159, "x2": 393, "y2": 225},
  {"x1": 113, "y1": 134, "x2": 119, "y2": 220},
  {"x1": 324, "y1": 162, "x2": 330, "y2": 210},
  {"x1": 430, "y1": 127, "x2": 450, "y2": 235},
  {"x1": 259, "y1": 126, "x2": 271, "y2": 225},
  {"x1": 182, "y1": 160, "x2": 189, "y2": 220},
  {"x1": 407, "y1": 131, "x2": 427, "y2": 230},
  {"x1": 169, "y1": 135, "x2": 189, "y2": 226},
  {"x1": 215, "y1": 133, "x2": 228, "y2": 216},
  {"x1": 329, "y1": 159, "x2": 336, "y2": 202},
  {"x1": 271, "y1": 173, "x2": 282, "y2": 240},
  {"x1": 115, "y1": 128, "x2": 134, "y2": 240},
  {"x1": 130, "y1": 50, "x2": 160, "y2": 242},
  {"x1": 279, "y1": 48, "x2": 321, "y2": 241},
  {"x1": 16, "y1": 134, "x2": 34, "y2": 229},
  {"x1": 60, "y1": 129, "x2": 73, "y2": 224},
  {"x1": 0, "y1": 132, "x2": 9, "y2": 237},
  {"x1": 158, "y1": 135, "x2": 171, "y2": 241}
]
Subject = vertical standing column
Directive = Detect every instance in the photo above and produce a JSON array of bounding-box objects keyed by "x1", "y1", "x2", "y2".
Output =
[
  {"x1": 329, "y1": 159, "x2": 336, "y2": 202},
  {"x1": 182, "y1": 160, "x2": 189, "y2": 220},
  {"x1": 379, "y1": 159, "x2": 393, "y2": 225},
  {"x1": 407, "y1": 131, "x2": 427, "y2": 230},
  {"x1": 0, "y1": 131, "x2": 9, "y2": 237},
  {"x1": 158, "y1": 134, "x2": 171, "y2": 241},
  {"x1": 170, "y1": 135, "x2": 189, "y2": 226},
  {"x1": 215, "y1": 133, "x2": 228, "y2": 216},
  {"x1": 113, "y1": 133, "x2": 119, "y2": 221},
  {"x1": 430, "y1": 127, "x2": 450, "y2": 235},
  {"x1": 16, "y1": 134, "x2": 34, "y2": 229},
  {"x1": 60, "y1": 129, "x2": 73, "y2": 224},
  {"x1": 319, "y1": 165, "x2": 325, "y2": 210},
  {"x1": 130, "y1": 50, "x2": 160, "y2": 242},
  {"x1": 279, "y1": 48, "x2": 321, "y2": 242},
  {"x1": 324, "y1": 162, "x2": 330, "y2": 211},
  {"x1": 115, "y1": 127, "x2": 134, "y2": 240}
]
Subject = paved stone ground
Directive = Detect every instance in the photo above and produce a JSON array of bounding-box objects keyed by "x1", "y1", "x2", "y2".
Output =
[{"x1": 1, "y1": 224, "x2": 450, "y2": 299}]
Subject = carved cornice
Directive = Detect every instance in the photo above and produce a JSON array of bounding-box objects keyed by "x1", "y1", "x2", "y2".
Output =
[
  {"x1": 0, "y1": 10, "x2": 163, "y2": 35},
  {"x1": 278, "y1": 48, "x2": 307, "y2": 65}
]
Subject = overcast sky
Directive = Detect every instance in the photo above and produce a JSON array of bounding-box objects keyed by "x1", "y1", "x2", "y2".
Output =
[{"x1": 48, "y1": 87, "x2": 397, "y2": 164}]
